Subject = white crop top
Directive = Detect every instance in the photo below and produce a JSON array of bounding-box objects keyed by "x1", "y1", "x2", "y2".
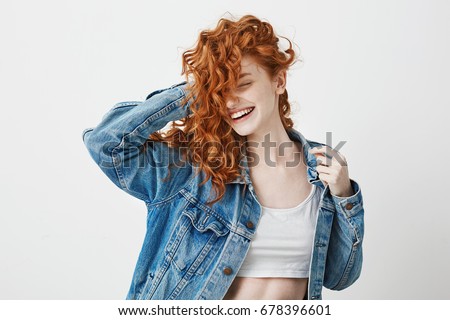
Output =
[{"x1": 236, "y1": 184, "x2": 321, "y2": 278}]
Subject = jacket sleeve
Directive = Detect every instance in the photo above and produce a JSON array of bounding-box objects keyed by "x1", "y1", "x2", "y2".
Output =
[
  {"x1": 323, "y1": 178, "x2": 364, "y2": 290},
  {"x1": 82, "y1": 81, "x2": 192, "y2": 203}
]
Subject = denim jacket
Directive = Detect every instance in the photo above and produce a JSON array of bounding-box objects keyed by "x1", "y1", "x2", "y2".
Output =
[{"x1": 82, "y1": 82, "x2": 364, "y2": 300}]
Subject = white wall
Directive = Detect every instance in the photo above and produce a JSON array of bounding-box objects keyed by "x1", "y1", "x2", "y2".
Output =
[{"x1": 1, "y1": 0, "x2": 449, "y2": 299}]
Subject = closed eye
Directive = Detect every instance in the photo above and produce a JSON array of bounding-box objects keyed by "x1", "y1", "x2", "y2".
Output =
[{"x1": 238, "y1": 82, "x2": 252, "y2": 88}]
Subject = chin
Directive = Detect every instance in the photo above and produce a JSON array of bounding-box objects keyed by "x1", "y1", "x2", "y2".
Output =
[
  {"x1": 229, "y1": 111, "x2": 259, "y2": 137},
  {"x1": 232, "y1": 127, "x2": 255, "y2": 138}
]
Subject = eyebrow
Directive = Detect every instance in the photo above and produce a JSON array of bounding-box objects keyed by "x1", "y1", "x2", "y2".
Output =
[{"x1": 239, "y1": 73, "x2": 252, "y2": 79}]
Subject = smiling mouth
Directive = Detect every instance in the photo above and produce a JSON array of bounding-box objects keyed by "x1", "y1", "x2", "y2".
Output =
[{"x1": 230, "y1": 107, "x2": 255, "y2": 121}]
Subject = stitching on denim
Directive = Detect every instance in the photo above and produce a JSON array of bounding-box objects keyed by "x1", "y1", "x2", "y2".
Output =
[
  {"x1": 164, "y1": 211, "x2": 191, "y2": 257},
  {"x1": 179, "y1": 189, "x2": 231, "y2": 230},
  {"x1": 147, "y1": 189, "x2": 184, "y2": 208},
  {"x1": 112, "y1": 101, "x2": 140, "y2": 109},
  {"x1": 111, "y1": 92, "x2": 186, "y2": 203},
  {"x1": 337, "y1": 204, "x2": 362, "y2": 244},
  {"x1": 141, "y1": 254, "x2": 173, "y2": 299},
  {"x1": 333, "y1": 245, "x2": 358, "y2": 290},
  {"x1": 147, "y1": 155, "x2": 195, "y2": 207}
]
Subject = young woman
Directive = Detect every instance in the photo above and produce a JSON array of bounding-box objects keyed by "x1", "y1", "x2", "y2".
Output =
[{"x1": 82, "y1": 15, "x2": 364, "y2": 300}]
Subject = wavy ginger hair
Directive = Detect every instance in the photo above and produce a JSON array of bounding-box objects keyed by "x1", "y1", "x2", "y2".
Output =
[{"x1": 148, "y1": 15, "x2": 298, "y2": 206}]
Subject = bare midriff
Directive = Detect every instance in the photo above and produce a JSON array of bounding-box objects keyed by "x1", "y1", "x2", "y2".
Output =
[{"x1": 223, "y1": 277, "x2": 308, "y2": 300}]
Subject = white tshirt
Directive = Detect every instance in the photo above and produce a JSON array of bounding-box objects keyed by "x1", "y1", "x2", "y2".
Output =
[{"x1": 236, "y1": 184, "x2": 321, "y2": 278}]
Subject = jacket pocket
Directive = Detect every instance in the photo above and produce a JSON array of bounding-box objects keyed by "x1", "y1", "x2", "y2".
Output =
[{"x1": 164, "y1": 203, "x2": 230, "y2": 276}]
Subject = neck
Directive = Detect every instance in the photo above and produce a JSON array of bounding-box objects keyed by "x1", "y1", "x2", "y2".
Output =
[{"x1": 245, "y1": 123, "x2": 301, "y2": 170}]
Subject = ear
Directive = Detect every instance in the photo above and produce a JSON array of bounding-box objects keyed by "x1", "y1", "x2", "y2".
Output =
[{"x1": 274, "y1": 69, "x2": 287, "y2": 95}]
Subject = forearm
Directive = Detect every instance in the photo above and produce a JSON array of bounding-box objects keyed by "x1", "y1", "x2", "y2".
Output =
[
  {"x1": 82, "y1": 81, "x2": 191, "y2": 167},
  {"x1": 81, "y1": 82, "x2": 192, "y2": 201},
  {"x1": 324, "y1": 179, "x2": 365, "y2": 290}
]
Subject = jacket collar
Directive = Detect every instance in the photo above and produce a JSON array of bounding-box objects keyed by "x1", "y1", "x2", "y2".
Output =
[{"x1": 226, "y1": 127, "x2": 322, "y2": 185}]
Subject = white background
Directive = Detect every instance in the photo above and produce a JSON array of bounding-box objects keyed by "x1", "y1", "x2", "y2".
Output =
[{"x1": 1, "y1": 0, "x2": 449, "y2": 299}]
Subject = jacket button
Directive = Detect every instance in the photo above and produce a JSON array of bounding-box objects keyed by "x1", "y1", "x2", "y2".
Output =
[
  {"x1": 345, "y1": 203, "x2": 354, "y2": 210},
  {"x1": 246, "y1": 221, "x2": 254, "y2": 229},
  {"x1": 223, "y1": 267, "x2": 233, "y2": 275}
]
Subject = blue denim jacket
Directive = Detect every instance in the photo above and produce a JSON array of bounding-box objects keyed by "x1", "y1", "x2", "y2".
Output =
[{"x1": 82, "y1": 82, "x2": 364, "y2": 300}]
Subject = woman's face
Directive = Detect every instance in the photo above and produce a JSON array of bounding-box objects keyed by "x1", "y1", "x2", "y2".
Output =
[{"x1": 226, "y1": 55, "x2": 286, "y2": 139}]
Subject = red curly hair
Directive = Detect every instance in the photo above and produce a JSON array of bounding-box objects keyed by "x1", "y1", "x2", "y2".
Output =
[{"x1": 147, "y1": 14, "x2": 298, "y2": 206}]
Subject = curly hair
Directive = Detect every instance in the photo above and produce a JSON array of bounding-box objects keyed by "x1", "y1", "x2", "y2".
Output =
[{"x1": 147, "y1": 14, "x2": 298, "y2": 206}]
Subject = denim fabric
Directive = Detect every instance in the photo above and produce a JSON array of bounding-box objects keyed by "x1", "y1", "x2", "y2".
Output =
[{"x1": 82, "y1": 82, "x2": 364, "y2": 300}]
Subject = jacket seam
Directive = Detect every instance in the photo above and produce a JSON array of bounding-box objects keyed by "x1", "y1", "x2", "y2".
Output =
[
  {"x1": 110, "y1": 94, "x2": 186, "y2": 203},
  {"x1": 146, "y1": 174, "x2": 195, "y2": 209},
  {"x1": 332, "y1": 241, "x2": 359, "y2": 290},
  {"x1": 178, "y1": 189, "x2": 230, "y2": 228},
  {"x1": 112, "y1": 101, "x2": 141, "y2": 109},
  {"x1": 148, "y1": 160, "x2": 195, "y2": 207}
]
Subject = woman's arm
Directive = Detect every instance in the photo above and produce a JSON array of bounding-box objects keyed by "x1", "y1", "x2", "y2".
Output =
[
  {"x1": 324, "y1": 179, "x2": 364, "y2": 290},
  {"x1": 308, "y1": 146, "x2": 364, "y2": 290},
  {"x1": 82, "y1": 81, "x2": 192, "y2": 203}
]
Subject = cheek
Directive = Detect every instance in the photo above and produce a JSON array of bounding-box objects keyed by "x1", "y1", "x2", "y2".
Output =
[{"x1": 247, "y1": 88, "x2": 268, "y2": 105}]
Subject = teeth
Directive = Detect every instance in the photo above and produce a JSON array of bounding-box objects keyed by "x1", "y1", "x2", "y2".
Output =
[{"x1": 231, "y1": 107, "x2": 254, "y2": 119}]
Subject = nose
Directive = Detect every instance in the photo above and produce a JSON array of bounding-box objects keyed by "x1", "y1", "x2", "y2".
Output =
[{"x1": 226, "y1": 94, "x2": 240, "y2": 110}]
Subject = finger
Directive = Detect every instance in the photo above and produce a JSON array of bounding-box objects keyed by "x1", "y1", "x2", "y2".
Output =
[
  {"x1": 309, "y1": 146, "x2": 347, "y2": 166},
  {"x1": 331, "y1": 153, "x2": 347, "y2": 166},
  {"x1": 317, "y1": 167, "x2": 336, "y2": 182},
  {"x1": 316, "y1": 164, "x2": 332, "y2": 174},
  {"x1": 316, "y1": 171, "x2": 330, "y2": 186},
  {"x1": 315, "y1": 155, "x2": 332, "y2": 167},
  {"x1": 330, "y1": 149, "x2": 347, "y2": 166},
  {"x1": 316, "y1": 156, "x2": 333, "y2": 166},
  {"x1": 308, "y1": 146, "x2": 336, "y2": 158}
]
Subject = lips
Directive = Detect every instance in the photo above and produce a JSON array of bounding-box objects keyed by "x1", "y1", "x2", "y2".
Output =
[
  {"x1": 230, "y1": 106, "x2": 255, "y2": 123},
  {"x1": 229, "y1": 106, "x2": 255, "y2": 119}
]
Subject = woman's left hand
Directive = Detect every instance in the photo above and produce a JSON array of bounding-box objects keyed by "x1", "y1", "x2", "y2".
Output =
[{"x1": 308, "y1": 146, "x2": 354, "y2": 197}]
